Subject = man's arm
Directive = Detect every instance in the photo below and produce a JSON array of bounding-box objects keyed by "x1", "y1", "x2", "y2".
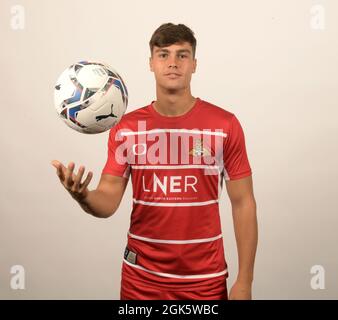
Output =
[
  {"x1": 225, "y1": 175, "x2": 258, "y2": 300},
  {"x1": 52, "y1": 160, "x2": 129, "y2": 218},
  {"x1": 78, "y1": 174, "x2": 129, "y2": 218}
]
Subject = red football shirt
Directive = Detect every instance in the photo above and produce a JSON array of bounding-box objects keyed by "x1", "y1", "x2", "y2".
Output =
[{"x1": 102, "y1": 97, "x2": 252, "y2": 291}]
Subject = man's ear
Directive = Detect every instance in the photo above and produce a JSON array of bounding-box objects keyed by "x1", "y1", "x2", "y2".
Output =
[
  {"x1": 192, "y1": 58, "x2": 197, "y2": 73},
  {"x1": 149, "y1": 57, "x2": 153, "y2": 72}
]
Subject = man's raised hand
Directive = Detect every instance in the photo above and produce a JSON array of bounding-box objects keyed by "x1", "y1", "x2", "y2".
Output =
[{"x1": 51, "y1": 160, "x2": 93, "y2": 202}]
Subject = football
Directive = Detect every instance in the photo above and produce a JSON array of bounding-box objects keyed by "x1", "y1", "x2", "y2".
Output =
[{"x1": 54, "y1": 61, "x2": 128, "y2": 134}]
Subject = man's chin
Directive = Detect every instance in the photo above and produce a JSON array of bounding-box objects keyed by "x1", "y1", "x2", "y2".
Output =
[{"x1": 160, "y1": 84, "x2": 184, "y2": 93}]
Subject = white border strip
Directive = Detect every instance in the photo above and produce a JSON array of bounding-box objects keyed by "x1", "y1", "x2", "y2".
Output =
[
  {"x1": 123, "y1": 259, "x2": 227, "y2": 279},
  {"x1": 133, "y1": 199, "x2": 219, "y2": 207},
  {"x1": 121, "y1": 129, "x2": 227, "y2": 138},
  {"x1": 128, "y1": 231, "x2": 223, "y2": 244},
  {"x1": 131, "y1": 165, "x2": 220, "y2": 170}
]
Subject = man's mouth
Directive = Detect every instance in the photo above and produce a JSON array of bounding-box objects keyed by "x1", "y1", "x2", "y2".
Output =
[{"x1": 165, "y1": 73, "x2": 182, "y2": 78}]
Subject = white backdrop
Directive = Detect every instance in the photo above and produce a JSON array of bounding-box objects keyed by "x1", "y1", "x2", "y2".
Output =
[{"x1": 0, "y1": 0, "x2": 337, "y2": 299}]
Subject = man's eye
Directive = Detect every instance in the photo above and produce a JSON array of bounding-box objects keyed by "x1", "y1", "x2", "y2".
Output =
[
  {"x1": 159, "y1": 53, "x2": 167, "y2": 58},
  {"x1": 179, "y1": 55, "x2": 187, "y2": 58}
]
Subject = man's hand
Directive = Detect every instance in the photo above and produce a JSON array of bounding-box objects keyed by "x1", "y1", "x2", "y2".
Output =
[
  {"x1": 51, "y1": 160, "x2": 93, "y2": 203},
  {"x1": 228, "y1": 280, "x2": 252, "y2": 300}
]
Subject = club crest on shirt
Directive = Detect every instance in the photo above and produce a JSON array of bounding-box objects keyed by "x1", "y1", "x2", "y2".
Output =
[{"x1": 189, "y1": 139, "x2": 210, "y2": 157}]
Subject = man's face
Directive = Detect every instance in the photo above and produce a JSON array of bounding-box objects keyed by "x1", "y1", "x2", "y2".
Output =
[{"x1": 149, "y1": 42, "x2": 197, "y2": 92}]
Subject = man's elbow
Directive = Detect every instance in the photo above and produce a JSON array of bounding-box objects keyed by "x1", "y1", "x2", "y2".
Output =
[
  {"x1": 88, "y1": 202, "x2": 120, "y2": 219},
  {"x1": 231, "y1": 195, "x2": 257, "y2": 210},
  {"x1": 90, "y1": 209, "x2": 116, "y2": 219}
]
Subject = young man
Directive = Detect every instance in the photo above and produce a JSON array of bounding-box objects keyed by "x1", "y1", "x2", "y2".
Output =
[{"x1": 51, "y1": 23, "x2": 258, "y2": 300}]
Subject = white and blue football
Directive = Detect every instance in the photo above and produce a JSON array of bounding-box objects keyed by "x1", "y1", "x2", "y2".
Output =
[{"x1": 54, "y1": 61, "x2": 128, "y2": 134}]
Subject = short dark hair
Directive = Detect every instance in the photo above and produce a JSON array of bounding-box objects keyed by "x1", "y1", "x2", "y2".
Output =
[{"x1": 149, "y1": 23, "x2": 197, "y2": 58}]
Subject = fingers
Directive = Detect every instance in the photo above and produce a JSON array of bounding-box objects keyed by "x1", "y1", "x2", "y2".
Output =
[
  {"x1": 52, "y1": 160, "x2": 93, "y2": 197},
  {"x1": 72, "y1": 165, "x2": 85, "y2": 192},
  {"x1": 51, "y1": 160, "x2": 59, "y2": 168},
  {"x1": 65, "y1": 162, "x2": 75, "y2": 189},
  {"x1": 51, "y1": 160, "x2": 66, "y2": 181},
  {"x1": 79, "y1": 171, "x2": 93, "y2": 193},
  {"x1": 73, "y1": 166, "x2": 93, "y2": 193}
]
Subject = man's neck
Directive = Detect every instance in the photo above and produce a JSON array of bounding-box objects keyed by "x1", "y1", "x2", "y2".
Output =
[{"x1": 153, "y1": 88, "x2": 196, "y2": 117}]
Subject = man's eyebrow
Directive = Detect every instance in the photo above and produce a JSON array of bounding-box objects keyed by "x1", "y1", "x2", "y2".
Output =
[
  {"x1": 176, "y1": 49, "x2": 191, "y2": 54},
  {"x1": 155, "y1": 48, "x2": 192, "y2": 54},
  {"x1": 154, "y1": 48, "x2": 168, "y2": 53}
]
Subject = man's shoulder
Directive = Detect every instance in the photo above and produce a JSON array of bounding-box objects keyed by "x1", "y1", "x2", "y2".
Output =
[
  {"x1": 122, "y1": 104, "x2": 150, "y2": 120},
  {"x1": 199, "y1": 98, "x2": 235, "y2": 120},
  {"x1": 116, "y1": 103, "x2": 151, "y2": 127}
]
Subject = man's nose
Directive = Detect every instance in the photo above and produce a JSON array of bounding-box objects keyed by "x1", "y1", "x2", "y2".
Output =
[{"x1": 168, "y1": 55, "x2": 178, "y2": 68}]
